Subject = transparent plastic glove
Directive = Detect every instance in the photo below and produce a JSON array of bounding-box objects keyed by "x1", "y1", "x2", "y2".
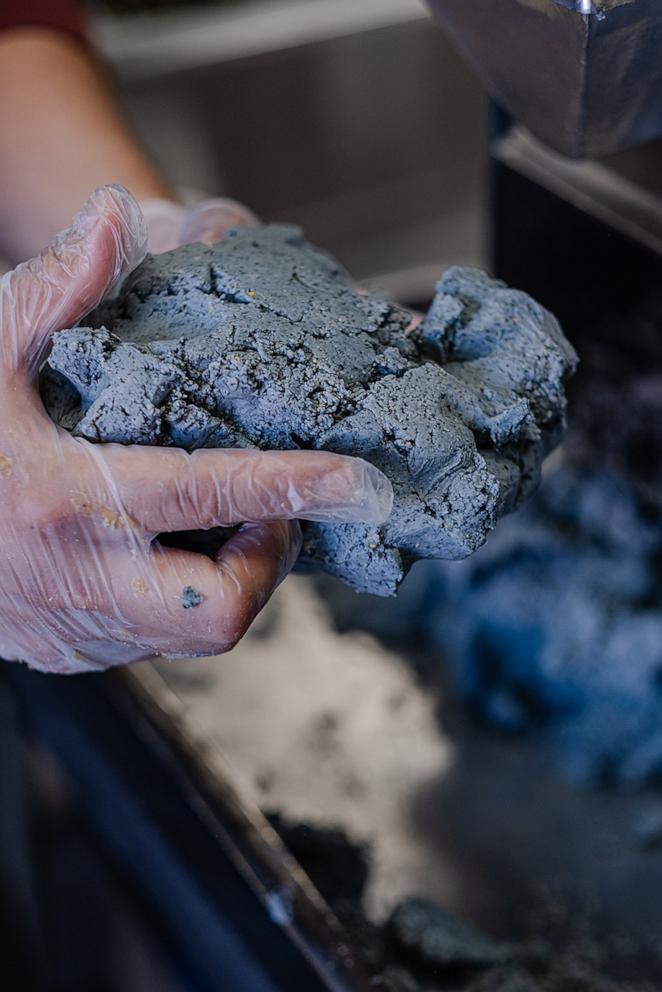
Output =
[
  {"x1": 0, "y1": 185, "x2": 393, "y2": 674},
  {"x1": 140, "y1": 197, "x2": 258, "y2": 253}
]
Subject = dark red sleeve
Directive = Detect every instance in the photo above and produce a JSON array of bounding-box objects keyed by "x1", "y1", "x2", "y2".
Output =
[{"x1": 0, "y1": 0, "x2": 89, "y2": 50}]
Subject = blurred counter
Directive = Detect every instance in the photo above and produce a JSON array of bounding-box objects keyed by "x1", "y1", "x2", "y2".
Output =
[{"x1": 93, "y1": 0, "x2": 487, "y2": 300}]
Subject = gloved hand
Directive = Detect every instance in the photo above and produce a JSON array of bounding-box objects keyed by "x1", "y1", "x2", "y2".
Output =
[
  {"x1": 0, "y1": 185, "x2": 392, "y2": 674},
  {"x1": 140, "y1": 197, "x2": 258, "y2": 254}
]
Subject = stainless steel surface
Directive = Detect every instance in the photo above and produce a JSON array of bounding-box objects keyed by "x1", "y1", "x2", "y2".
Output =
[
  {"x1": 426, "y1": 0, "x2": 662, "y2": 158},
  {"x1": 100, "y1": 2, "x2": 486, "y2": 292}
]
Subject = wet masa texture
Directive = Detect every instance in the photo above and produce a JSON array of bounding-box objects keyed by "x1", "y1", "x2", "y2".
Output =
[{"x1": 43, "y1": 225, "x2": 575, "y2": 595}]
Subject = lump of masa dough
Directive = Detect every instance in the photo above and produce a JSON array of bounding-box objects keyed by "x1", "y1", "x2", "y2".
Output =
[
  {"x1": 42, "y1": 225, "x2": 576, "y2": 595},
  {"x1": 389, "y1": 898, "x2": 512, "y2": 970}
]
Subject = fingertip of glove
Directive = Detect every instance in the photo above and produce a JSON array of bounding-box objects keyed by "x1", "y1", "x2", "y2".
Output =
[
  {"x1": 359, "y1": 460, "x2": 394, "y2": 523},
  {"x1": 180, "y1": 197, "x2": 259, "y2": 246},
  {"x1": 300, "y1": 455, "x2": 394, "y2": 525},
  {"x1": 60, "y1": 185, "x2": 147, "y2": 274},
  {"x1": 93, "y1": 185, "x2": 148, "y2": 272}
]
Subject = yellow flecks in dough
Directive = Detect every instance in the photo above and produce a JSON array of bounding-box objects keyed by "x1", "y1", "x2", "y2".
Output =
[{"x1": 0, "y1": 454, "x2": 13, "y2": 477}]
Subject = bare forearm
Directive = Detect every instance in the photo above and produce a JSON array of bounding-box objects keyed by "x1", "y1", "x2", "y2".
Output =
[{"x1": 0, "y1": 28, "x2": 173, "y2": 262}]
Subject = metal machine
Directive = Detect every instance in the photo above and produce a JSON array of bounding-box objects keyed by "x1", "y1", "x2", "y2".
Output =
[
  {"x1": 428, "y1": 0, "x2": 662, "y2": 393},
  {"x1": 427, "y1": 0, "x2": 662, "y2": 158}
]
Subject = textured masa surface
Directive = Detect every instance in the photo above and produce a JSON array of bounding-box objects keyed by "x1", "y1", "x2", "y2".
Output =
[{"x1": 44, "y1": 225, "x2": 576, "y2": 594}]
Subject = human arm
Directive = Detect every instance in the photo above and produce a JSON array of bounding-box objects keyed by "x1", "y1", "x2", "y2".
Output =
[
  {"x1": 0, "y1": 9, "x2": 253, "y2": 260},
  {"x1": 0, "y1": 19, "x2": 177, "y2": 263}
]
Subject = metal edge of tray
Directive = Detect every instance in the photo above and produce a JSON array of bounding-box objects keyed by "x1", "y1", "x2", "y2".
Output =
[
  {"x1": 4, "y1": 661, "x2": 374, "y2": 991},
  {"x1": 114, "y1": 662, "x2": 374, "y2": 991}
]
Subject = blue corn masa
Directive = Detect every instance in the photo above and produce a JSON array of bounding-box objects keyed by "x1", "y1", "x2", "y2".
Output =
[
  {"x1": 181, "y1": 585, "x2": 204, "y2": 609},
  {"x1": 43, "y1": 225, "x2": 576, "y2": 595}
]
